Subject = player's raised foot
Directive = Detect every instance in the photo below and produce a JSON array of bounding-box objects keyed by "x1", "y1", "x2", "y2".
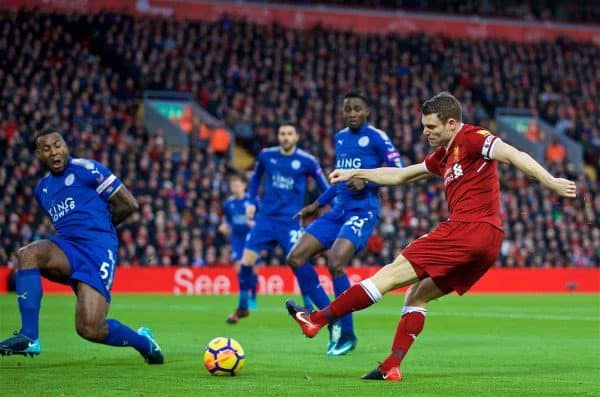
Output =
[
  {"x1": 327, "y1": 322, "x2": 341, "y2": 352},
  {"x1": 361, "y1": 364, "x2": 403, "y2": 381},
  {"x1": 327, "y1": 332, "x2": 357, "y2": 356},
  {"x1": 226, "y1": 308, "x2": 250, "y2": 324},
  {"x1": 137, "y1": 327, "x2": 164, "y2": 365},
  {"x1": 0, "y1": 332, "x2": 41, "y2": 357},
  {"x1": 285, "y1": 299, "x2": 323, "y2": 338}
]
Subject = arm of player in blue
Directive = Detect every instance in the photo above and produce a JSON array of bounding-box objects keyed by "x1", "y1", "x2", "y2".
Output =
[{"x1": 246, "y1": 151, "x2": 266, "y2": 206}]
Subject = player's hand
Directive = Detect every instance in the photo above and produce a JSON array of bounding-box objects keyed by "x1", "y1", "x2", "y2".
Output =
[
  {"x1": 328, "y1": 169, "x2": 356, "y2": 183},
  {"x1": 293, "y1": 202, "x2": 320, "y2": 227},
  {"x1": 346, "y1": 177, "x2": 367, "y2": 191},
  {"x1": 217, "y1": 223, "x2": 230, "y2": 236},
  {"x1": 245, "y1": 204, "x2": 256, "y2": 222},
  {"x1": 550, "y1": 177, "x2": 576, "y2": 198}
]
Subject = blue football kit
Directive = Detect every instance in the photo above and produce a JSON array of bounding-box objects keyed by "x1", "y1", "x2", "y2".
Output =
[
  {"x1": 35, "y1": 157, "x2": 123, "y2": 302},
  {"x1": 307, "y1": 123, "x2": 403, "y2": 250},
  {"x1": 245, "y1": 147, "x2": 330, "y2": 255},
  {"x1": 222, "y1": 196, "x2": 251, "y2": 262}
]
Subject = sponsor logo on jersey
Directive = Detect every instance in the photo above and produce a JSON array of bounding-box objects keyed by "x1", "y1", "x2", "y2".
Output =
[
  {"x1": 476, "y1": 129, "x2": 491, "y2": 137},
  {"x1": 232, "y1": 214, "x2": 247, "y2": 225},
  {"x1": 48, "y1": 197, "x2": 76, "y2": 222},
  {"x1": 336, "y1": 157, "x2": 362, "y2": 169},
  {"x1": 443, "y1": 163, "x2": 464, "y2": 187},
  {"x1": 272, "y1": 173, "x2": 295, "y2": 190},
  {"x1": 358, "y1": 136, "x2": 370, "y2": 147}
]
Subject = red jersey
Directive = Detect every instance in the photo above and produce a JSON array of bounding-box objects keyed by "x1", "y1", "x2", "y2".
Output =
[{"x1": 424, "y1": 123, "x2": 502, "y2": 230}]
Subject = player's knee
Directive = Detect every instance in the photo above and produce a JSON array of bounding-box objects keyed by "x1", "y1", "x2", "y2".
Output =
[
  {"x1": 286, "y1": 250, "x2": 304, "y2": 269},
  {"x1": 76, "y1": 319, "x2": 107, "y2": 342},
  {"x1": 327, "y1": 261, "x2": 346, "y2": 278},
  {"x1": 16, "y1": 246, "x2": 41, "y2": 270}
]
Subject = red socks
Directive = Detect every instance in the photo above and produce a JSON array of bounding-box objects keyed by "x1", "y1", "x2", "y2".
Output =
[
  {"x1": 309, "y1": 280, "x2": 382, "y2": 327},
  {"x1": 380, "y1": 307, "x2": 427, "y2": 371}
]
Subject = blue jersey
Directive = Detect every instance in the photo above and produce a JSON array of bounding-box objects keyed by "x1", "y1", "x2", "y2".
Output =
[
  {"x1": 223, "y1": 196, "x2": 251, "y2": 239},
  {"x1": 34, "y1": 157, "x2": 123, "y2": 250},
  {"x1": 247, "y1": 147, "x2": 329, "y2": 218},
  {"x1": 319, "y1": 123, "x2": 403, "y2": 212}
]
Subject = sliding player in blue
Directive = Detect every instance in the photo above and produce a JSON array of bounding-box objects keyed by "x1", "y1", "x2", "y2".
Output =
[
  {"x1": 0, "y1": 129, "x2": 163, "y2": 364},
  {"x1": 287, "y1": 89, "x2": 404, "y2": 356},
  {"x1": 219, "y1": 173, "x2": 258, "y2": 310},
  {"x1": 226, "y1": 121, "x2": 332, "y2": 324}
]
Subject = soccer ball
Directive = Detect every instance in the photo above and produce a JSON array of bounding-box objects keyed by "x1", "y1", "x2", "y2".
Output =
[{"x1": 203, "y1": 337, "x2": 246, "y2": 376}]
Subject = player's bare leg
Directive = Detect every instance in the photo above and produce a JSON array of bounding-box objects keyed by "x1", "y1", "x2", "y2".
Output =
[
  {"x1": 75, "y1": 283, "x2": 163, "y2": 364},
  {"x1": 0, "y1": 240, "x2": 70, "y2": 356},
  {"x1": 326, "y1": 238, "x2": 358, "y2": 355},
  {"x1": 363, "y1": 276, "x2": 445, "y2": 381},
  {"x1": 227, "y1": 249, "x2": 258, "y2": 324}
]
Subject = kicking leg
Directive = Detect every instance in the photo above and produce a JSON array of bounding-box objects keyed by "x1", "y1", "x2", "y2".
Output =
[
  {"x1": 75, "y1": 282, "x2": 163, "y2": 364},
  {"x1": 363, "y1": 277, "x2": 445, "y2": 381},
  {"x1": 286, "y1": 253, "x2": 419, "y2": 337},
  {"x1": 0, "y1": 240, "x2": 70, "y2": 356}
]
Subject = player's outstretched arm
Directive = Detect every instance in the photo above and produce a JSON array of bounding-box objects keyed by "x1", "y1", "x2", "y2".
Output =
[
  {"x1": 329, "y1": 163, "x2": 430, "y2": 186},
  {"x1": 108, "y1": 185, "x2": 139, "y2": 226},
  {"x1": 491, "y1": 140, "x2": 576, "y2": 198}
]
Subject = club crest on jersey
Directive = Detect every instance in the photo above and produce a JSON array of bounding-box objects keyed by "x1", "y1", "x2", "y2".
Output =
[
  {"x1": 453, "y1": 147, "x2": 460, "y2": 162},
  {"x1": 65, "y1": 173, "x2": 75, "y2": 186},
  {"x1": 358, "y1": 136, "x2": 370, "y2": 147},
  {"x1": 48, "y1": 197, "x2": 76, "y2": 222},
  {"x1": 291, "y1": 160, "x2": 301, "y2": 170}
]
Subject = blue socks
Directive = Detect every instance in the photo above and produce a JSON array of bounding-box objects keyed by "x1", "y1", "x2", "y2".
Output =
[
  {"x1": 16, "y1": 269, "x2": 43, "y2": 339},
  {"x1": 293, "y1": 263, "x2": 331, "y2": 310},
  {"x1": 102, "y1": 319, "x2": 150, "y2": 353},
  {"x1": 237, "y1": 265, "x2": 254, "y2": 310},
  {"x1": 333, "y1": 274, "x2": 355, "y2": 336}
]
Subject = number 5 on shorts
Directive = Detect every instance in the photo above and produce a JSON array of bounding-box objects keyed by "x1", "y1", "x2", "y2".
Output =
[{"x1": 99, "y1": 249, "x2": 116, "y2": 290}]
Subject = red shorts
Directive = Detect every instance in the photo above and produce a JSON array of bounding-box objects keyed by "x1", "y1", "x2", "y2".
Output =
[{"x1": 402, "y1": 221, "x2": 504, "y2": 295}]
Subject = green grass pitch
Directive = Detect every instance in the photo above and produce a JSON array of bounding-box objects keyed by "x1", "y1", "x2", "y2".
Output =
[{"x1": 1, "y1": 294, "x2": 598, "y2": 397}]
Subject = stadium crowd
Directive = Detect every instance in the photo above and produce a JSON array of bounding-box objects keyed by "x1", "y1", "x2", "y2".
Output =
[
  {"x1": 1, "y1": 10, "x2": 598, "y2": 268},
  {"x1": 260, "y1": 0, "x2": 600, "y2": 24}
]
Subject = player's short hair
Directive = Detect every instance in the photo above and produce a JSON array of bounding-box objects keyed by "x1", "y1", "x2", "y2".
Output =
[
  {"x1": 343, "y1": 89, "x2": 369, "y2": 107},
  {"x1": 421, "y1": 92, "x2": 462, "y2": 123},
  {"x1": 228, "y1": 172, "x2": 247, "y2": 184},
  {"x1": 33, "y1": 128, "x2": 64, "y2": 148},
  {"x1": 278, "y1": 119, "x2": 297, "y2": 130}
]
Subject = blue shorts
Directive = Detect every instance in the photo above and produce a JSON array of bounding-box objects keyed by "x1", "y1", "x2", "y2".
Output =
[
  {"x1": 51, "y1": 237, "x2": 117, "y2": 302},
  {"x1": 306, "y1": 207, "x2": 378, "y2": 251},
  {"x1": 230, "y1": 235, "x2": 247, "y2": 262},
  {"x1": 244, "y1": 214, "x2": 303, "y2": 255}
]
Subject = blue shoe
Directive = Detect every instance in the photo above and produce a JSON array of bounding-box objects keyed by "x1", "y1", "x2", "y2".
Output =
[
  {"x1": 0, "y1": 332, "x2": 41, "y2": 357},
  {"x1": 137, "y1": 327, "x2": 164, "y2": 364},
  {"x1": 327, "y1": 332, "x2": 357, "y2": 356},
  {"x1": 327, "y1": 322, "x2": 341, "y2": 352}
]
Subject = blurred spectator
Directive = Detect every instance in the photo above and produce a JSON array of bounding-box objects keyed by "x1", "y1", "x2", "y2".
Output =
[{"x1": 546, "y1": 138, "x2": 566, "y2": 164}]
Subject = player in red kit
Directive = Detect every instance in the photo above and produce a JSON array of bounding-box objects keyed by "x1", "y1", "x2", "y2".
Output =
[{"x1": 285, "y1": 92, "x2": 577, "y2": 381}]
